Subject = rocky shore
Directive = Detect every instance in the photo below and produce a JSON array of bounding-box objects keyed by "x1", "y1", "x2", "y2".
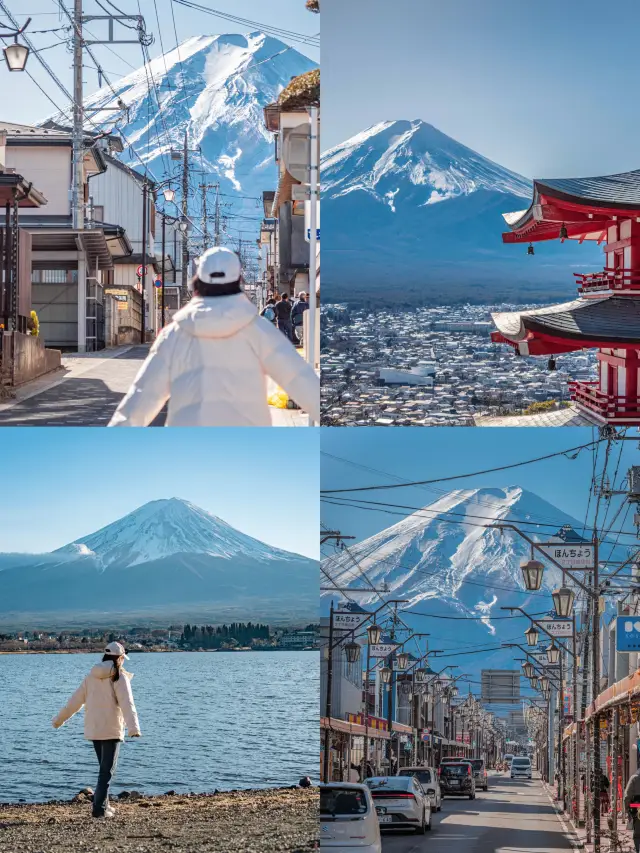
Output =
[{"x1": 0, "y1": 787, "x2": 318, "y2": 852}]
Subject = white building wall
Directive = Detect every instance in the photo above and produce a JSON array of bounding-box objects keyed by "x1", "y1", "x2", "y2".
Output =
[{"x1": 7, "y1": 146, "x2": 70, "y2": 216}]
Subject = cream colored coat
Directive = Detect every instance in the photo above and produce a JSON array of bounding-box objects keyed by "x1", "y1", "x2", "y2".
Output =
[
  {"x1": 52, "y1": 661, "x2": 141, "y2": 741},
  {"x1": 108, "y1": 294, "x2": 320, "y2": 427}
]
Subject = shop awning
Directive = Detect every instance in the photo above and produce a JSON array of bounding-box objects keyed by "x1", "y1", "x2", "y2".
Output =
[
  {"x1": 320, "y1": 716, "x2": 390, "y2": 740},
  {"x1": 586, "y1": 670, "x2": 640, "y2": 720}
]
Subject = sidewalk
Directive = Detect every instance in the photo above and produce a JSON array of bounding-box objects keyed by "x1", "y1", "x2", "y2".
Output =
[{"x1": 543, "y1": 780, "x2": 636, "y2": 851}]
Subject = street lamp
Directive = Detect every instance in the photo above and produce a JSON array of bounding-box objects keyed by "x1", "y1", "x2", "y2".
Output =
[
  {"x1": 3, "y1": 40, "x2": 29, "y2": 72},
  {"x1": 163, "y1": 188, "x2": 176, "y2": 203},
  {"x1": 344, "y1": 641, "x2": 361, "y2": 664},
  {"x1": 552, "y1": 586, "x2": 575, "y2": 618},
  {"x1": 178, "y1": 219, "x2": 189, "y2": 233},
  {"x1": 367, "y1": 624, "x2": 382, "y2": 646},
  {"x1": 525, "y1": 625, "x2": 539, "y2": 647},
  {"x1": 414, "y1": 667, "x2": 428, "y2": 682},
  {"x1": 539, "y1": 675, "x2": 549, "y2": 691},
  {"x1": 522, "y1": 660, "x2": 534, "y2": 679},
  {"x1": 521, "y1": 559, "x2": 545, "y2": 591},
  {"x1": 396, "y1": 651, "x2": 409, "y2": 671},
  {"x1": 530, "y1": 676, "x2": 540, "y2": 689},
  {"x1": 379, "y1": 666, "x2": 392, "y2": 684},
  {"x1": 547, "y1": 642, "x2": 560, "y2": 665}
]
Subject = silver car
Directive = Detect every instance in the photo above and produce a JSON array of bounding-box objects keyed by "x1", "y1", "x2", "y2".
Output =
[
  {"x1": 397, "y1": 766, "x2": 442, "y2": 811},
  {"x1": 365, "y1": 776, "x2": 432, "y2": 834}
]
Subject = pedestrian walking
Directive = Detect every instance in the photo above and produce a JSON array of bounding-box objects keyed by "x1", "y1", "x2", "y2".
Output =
[
  {"x1": 291, "y1": 291, "x2": 309, "y2": 346},
  {"x1": 624, "y1": 767, "x2": 640, "y2": 851},
  {"x1": 108, "y1": 247, "x2": 319, "y2": 426},
  {"x1": 260, "y1": 297, "x2": 277, "y2": 324},
  {"x1": 52, "y1": 642, "x2": 141, "y2": 819},
  {"x1": 274, "y1": 292, "x2": 293, "y2": 341}
]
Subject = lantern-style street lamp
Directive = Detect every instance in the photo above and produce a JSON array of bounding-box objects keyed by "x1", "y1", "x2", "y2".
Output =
[
  {"x1": 163, "y1": 187, "x2": 176, "y2": 203},
  {"x1": 552, "y1": 586, "x2": 575, "y2": 618},
  {"x1": 521, "y1": 559, "x2": 545, "y2": 591},
  {"x1": 1, "y1": 19, "x2": 31, "y2": 73},
  {"x1": 539, "y1": 675, "x2": 549, "y2": 691},
  {"x1": 547, "y1": 642, "x2": 560, "y2": 665},
  {"x1": 344, "y1": 641, "x2": 360, "y2": 664},
  {"x1": 522, "y1": 661, "x2": 534, "y2": 679},
  {"x1": 530, "y1": 676, "x2": 540, "y2": 690},
  {"x1": 414, "y1": 667, "x2": 428, "y2": 683},
  {"x1": 367, "y1": 624, "x2": 382, "y2": 646},
  {"x1": 379, "y1": 666, "x2": 392, "y2": 684},
  {"x1": 524, "y1": 625, "x2": 539, "y2": 647},
  {"x1": 396, "y1": 651, "x2": 409, "y2": 671}
]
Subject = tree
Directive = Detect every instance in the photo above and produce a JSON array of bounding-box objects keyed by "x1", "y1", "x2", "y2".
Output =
[{"x1": 306, "y1": 0, "x2": 319, "y2": 10}]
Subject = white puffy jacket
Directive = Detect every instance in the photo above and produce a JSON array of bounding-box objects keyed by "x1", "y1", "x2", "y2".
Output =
[
  {"x1": 108, "y1": 294, "x2": 320, "y2": 427},
  {"x1": 52, "y1": 661, "x2": 141, "y2": 741}
]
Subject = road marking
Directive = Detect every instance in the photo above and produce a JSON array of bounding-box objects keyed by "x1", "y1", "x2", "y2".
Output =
[{"x1": 542, "y1": 783, "x2": 583, "y2": 849}]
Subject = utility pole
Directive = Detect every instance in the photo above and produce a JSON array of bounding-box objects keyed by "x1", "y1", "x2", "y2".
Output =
[
  {"x1": 181, "y1": 130, "x2": 189, "y2": 291},
  {"x1": 72, "y1": 0, "x2": 84, "y2": 231},
  {"x1": 592, "y1": 539, "x2": 601, "y2": 853},
  {"x1": 214, "y1": 184, "x2": 220, "y2": 246},
  {"x1": 160, "y1": 212, "x2": 166, "y2": 328},
  {"x1": 140, "y1": 183, "x2": 147, "y2": 344},
  {"x1": 201, "y1": 182, "x2": 208, "y2": 251}
]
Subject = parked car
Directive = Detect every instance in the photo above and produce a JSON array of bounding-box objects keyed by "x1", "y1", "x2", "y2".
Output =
[
  {"x1": 365, "y1": 776, "x2": 432, "y2": 833},
  {"x1": 469, "y1": 759, "x2": 488, "y2": 791},
  {"x1": 320, "y1": 783, "x2": 382, "y2": 853},
  {"x1": 397, "y1": 766, "x2": 442, "y2": 811},
  {"x1": 439, "y1": 761, "x2": 476, "y2": 799},
  {"x1": 510, "y1": 757, "x2": 532, "y2": 780}
]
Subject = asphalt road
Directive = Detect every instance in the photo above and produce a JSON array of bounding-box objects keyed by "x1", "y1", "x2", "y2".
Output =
[{"x1": 381, "y1": 773, "x2": 574, "y2": 852}]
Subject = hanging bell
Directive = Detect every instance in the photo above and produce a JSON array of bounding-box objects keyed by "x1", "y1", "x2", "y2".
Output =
[
  {"x1": 548, "y1": 358, "x2": 557, "y2": 371},
  {"x1": 559, "y1": 223, "x2": 568, "y2": 239},
  {"x1": 527, "y1": 243, "x2": 535, "y2": 256}
]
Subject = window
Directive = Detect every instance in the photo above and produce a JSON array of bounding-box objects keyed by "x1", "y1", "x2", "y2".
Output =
[
  {"x1": 92, "y1": 205, "x2": 104, "y2": 223},
  {"x1": 320, "y1": 788, "x2": 368, "y2": 816}
]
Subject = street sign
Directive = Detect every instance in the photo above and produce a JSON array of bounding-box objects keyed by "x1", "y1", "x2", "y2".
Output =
[
  {"x1": 616, "y1": 616, "x2": 640, "y2": 652},
  {"x1": 371, "y1": 642, "x2": 400, "y2": 658},
  {"x1": 539, "y1": 542, "x2": 594, "y2": 569},
  {"x1": 136, "y1": 264, "x2": 147, "y2": 278},
  {"x1": 154, "y1": 279, "x2": 163, "y2": 289},
  {"x1": 537, "y1": 619, "x2": 573, "y2": 638},
  {"x1": 334, "y1": 611, "x2": 370, "y2": 631},
  {"x1": 306, "y1": 227, "x2": 320, "y2": 241}
]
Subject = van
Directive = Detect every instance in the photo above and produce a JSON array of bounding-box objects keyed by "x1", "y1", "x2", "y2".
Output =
[{"x1": 320, "y1": 783, "x2": 382, "y2": 852}]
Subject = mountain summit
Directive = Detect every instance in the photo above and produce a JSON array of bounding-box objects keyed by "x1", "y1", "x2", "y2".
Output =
[
  {"x1": 55, "y1": 498, "x2": 302, "y2": 568},
  {"x1": 76, "y1": 32, "x2": 316, "y2": 201},
  {"x1": 322, "y1": 120, "x2": 599, "y2": 302}
]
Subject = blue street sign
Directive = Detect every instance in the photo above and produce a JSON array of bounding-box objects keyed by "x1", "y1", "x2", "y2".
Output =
[
  {"x1": 154, "y1": 279, "x2": 163, "y2": 289},
  {"x1": 306, "y1": 228, "x2": 320, "y2": 240},
  {"x1": 616, "y1": 616, "x2": 640, "y2": 652}
]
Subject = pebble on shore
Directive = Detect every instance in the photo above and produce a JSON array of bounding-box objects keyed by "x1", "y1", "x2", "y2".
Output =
[{"x1": 0, "y1": 787, "x2": 318, "y2": 853}]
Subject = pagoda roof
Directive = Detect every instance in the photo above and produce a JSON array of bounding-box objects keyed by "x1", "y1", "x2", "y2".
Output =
[
  {"x1": 492, "y1": 296, "x2": 640, "y2": 354},
  {"x1": 502, "y1": 168, "x2": 640, "y2": 243}
]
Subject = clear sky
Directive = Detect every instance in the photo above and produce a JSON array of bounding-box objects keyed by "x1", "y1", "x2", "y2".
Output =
[
  {"x1": 1, "y1": 428, "x2": 319, "y2": 558},
  {"x1": 1, "y1": 0, "x2": 318, "y2": 124},
  {"x1": 322, "y1": 0, "x2": 640, "y2": 178},
  {"x1": 321, "y1": 427, "x2": 638, "y2": 544}
]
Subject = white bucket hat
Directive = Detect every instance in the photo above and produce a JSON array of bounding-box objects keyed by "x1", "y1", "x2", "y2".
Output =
[
  {"x1": 197, "y1": 246, "x2": 242, "y2": 285},
  {"x1": 105, "y1": 641, "x2": 129, "y2": 659}
]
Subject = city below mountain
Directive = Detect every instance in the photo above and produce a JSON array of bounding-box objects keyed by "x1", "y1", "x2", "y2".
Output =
[
  {"x1": 322, "y1": 120, "x2": 601, "y2": 305},
  {"x1": 0, "y1": 499, "x2": 318, "y2": 627}
]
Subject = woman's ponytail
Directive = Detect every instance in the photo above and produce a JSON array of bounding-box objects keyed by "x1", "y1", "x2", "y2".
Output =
[{"x1": 102, "y1": 653, "x2": 121, "y2": 682}]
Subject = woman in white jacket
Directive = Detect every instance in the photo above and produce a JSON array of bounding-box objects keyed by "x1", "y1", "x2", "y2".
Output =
[
  {"x1": 108, "y1": 247, "x2": 320, "y2": 427},
  {"x1": 53, "y1": 641, "x2": 141, "y2": 819}
]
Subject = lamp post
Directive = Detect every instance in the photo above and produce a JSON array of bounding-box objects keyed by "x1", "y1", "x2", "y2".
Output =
[{"x1": 0, "y1": 18, "x2": 31, "y2": 72}]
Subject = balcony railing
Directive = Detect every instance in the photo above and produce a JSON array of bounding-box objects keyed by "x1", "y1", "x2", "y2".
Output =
[
  {"x1": 574, "y1": 268, "x2": 640, "y2": 295},
  {"x1": 569, "y1": 380, "x2": 640, "y2": 422}
]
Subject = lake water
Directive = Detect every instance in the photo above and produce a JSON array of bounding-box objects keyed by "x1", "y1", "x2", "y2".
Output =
[{"x1": 0, "y1": 651, "x2": 319, "y2": 803}]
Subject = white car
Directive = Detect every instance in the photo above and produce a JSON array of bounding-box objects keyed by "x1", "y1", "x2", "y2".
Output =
[
  {"x1": 510, "y1": 757, "x2": 532, "y2": 780},
  {"x1": 320, "y1": 783, "x2": 382, "y2": 853},
  {"x1": 366, "y1": 775, "x2": 432, "y2": 834},
  {"x1": 397, "y1": 766, "x2": 442, "y2": 811}
]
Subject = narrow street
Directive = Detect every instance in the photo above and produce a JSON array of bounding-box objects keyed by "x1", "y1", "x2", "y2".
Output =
[
  {"x1": 0, "y1": 345, "x2": 309, "y2": 426},
  {"x1": 381, "y1": 773, "x2": 575, "y2": 852}
]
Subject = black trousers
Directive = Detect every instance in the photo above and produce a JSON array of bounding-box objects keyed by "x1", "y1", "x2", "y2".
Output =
[{"x1": 92, "y1": 739, "x2": 121, "y2": 817}]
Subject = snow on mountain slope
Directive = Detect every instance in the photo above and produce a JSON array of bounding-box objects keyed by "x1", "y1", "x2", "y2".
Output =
[
  {"x1": 73, "y1": 32, "x2": 316, "y2": 206},
  {"x1": 54, "y1": 498, "x2": 304, "y2": 569},
  {"x1": 321, "y1": 487, "x2": 591, "y2": 633},
  {"x1": 322, "y1": 120, "x2": 532, "y2": 211}
]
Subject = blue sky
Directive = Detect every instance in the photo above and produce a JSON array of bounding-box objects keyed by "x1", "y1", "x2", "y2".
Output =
[
  {"x1": 1, "y1": 0, "x2": 318, "y2": 124},
  {"x1": 1, "y1": 428, "x2": 319, "y2": 557},
  {"x1": 323, "y1": 0, "x2": 640, "y2": 178},
  {"x1": 321, "y1": 428, "x2": 637, "y2": 544}
]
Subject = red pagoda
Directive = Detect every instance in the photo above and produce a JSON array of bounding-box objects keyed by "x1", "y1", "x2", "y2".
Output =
[{"x1": 492, "y1": 169, "x2": 640, "y2": 425}]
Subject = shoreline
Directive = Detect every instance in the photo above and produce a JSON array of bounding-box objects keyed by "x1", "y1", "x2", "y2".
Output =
[
  {"x1": 0, "y1": 786, "x2": 318, "y2": 852},
  {"x1": 0, "y1": 647, "x2": 317, "y2": 655}
]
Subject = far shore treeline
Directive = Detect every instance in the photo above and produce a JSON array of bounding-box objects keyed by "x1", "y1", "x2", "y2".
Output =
[{"x1": 0, "y1": 622, "x2": 319, "y2": 653}]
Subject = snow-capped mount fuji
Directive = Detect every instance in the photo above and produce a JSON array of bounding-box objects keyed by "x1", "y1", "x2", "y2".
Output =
[
  {"x1": 55, "y1": 498, "x2": 303, "y2": 569},
  {"x1": 323, "y1": 120, "x2": 532, "y2": 210},
  {"x1": 0, "y1": 499, "x2": 318, "y2": 625},
  {"x1": 63, "y1": 32, "x2": 316, "y2": 210},
  {"x1": 322, "y1": 120, "x2": 600, "y2": 303}
]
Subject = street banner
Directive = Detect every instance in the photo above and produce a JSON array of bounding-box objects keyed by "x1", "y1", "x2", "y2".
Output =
[
  {"x1": 616, "y1": 616, "x2": 640, "y2": 652},
  {"x1": 539, "y1": 542, "x2": 594, "y2": 569},
  {"x1": 537, "y1": 619, "x2": 573, "y2": 638},
  {"x1": 334, "y1": 610, "x2": 370, "y2": 631},
  {"x1": 371, "y1": 642, "x2": 400, "y2": 658}
]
